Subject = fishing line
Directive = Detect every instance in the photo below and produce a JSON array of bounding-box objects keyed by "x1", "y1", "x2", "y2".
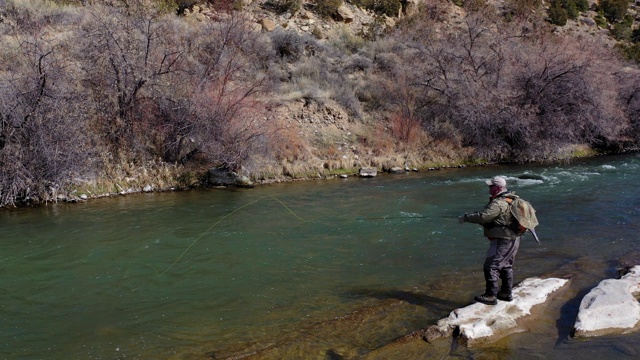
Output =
[
  {"x1": 155, "y1": 196, "x2": 312, "y2": 277},
  {"x1": 154, "y1": 196, "x2": 454, "y2": 276},
  {"x1": 325, "y1": 215, "x2": 457, "y2": 221}
]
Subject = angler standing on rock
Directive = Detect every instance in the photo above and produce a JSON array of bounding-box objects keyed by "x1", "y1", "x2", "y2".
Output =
[{"x1": 458, "y1": 176, "x2": 521, "y2": 305}]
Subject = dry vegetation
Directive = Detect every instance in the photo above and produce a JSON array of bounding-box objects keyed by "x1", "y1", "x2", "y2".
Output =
[{"x1": 1, "y1": 0, "x2": 640, "y2": 206}]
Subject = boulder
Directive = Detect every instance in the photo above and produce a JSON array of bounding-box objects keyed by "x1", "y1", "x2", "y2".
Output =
[
  {"x1": 573, "y1": 265, "x2": 640, "y2": 337},
  {"x1": 359, "y1": 167, "x2": 377, "y2": 177},
  {"x1": 420, "y1": 277, "x2": 569, "y2": 346},
  {"x1": 208, "y1": 168, "x2": 254, "y2": 187},
  {"x1": 336, "y1": 4, "x2": 354, "y2": 23},
  {"x1": 260, "y1": 18, "x2": 276, "y2": 32},
  {"x1": 580, "y1": 16, "x2": 596, "y2": 27}
]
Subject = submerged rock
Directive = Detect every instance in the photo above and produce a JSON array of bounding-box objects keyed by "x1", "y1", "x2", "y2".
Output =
[
  {"x1": 417, "y1": 277, "x2": 569, "y2": 346},
  {"x1": 573, "y1": 265, "x2": 640, "y2": 338}
]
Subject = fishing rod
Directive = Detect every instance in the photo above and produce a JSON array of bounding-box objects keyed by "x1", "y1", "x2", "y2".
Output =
[{"x1": 319, "y1": 215, "x2": 459, "y2": 222}]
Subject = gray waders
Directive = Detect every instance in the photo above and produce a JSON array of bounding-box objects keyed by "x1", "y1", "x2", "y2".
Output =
[{"x1": 483, "y1": 237, "x2": 520, "y2": 296}]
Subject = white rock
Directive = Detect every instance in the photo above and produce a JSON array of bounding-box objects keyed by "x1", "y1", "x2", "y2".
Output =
[
  {"x1": 424, "y1": 277, "x2": 568, "y2": 346},
  {"x1": 574, "y1": 265, "x2": 640, "y2": 337}
]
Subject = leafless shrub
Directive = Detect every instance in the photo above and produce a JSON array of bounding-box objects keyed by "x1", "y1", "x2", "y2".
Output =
[
  {"x1": 333, "y1": 81, "x2": 363, "y2": 118},
  {"x1": 389, "y1": 113, "x2": 421, "y2": 143},
  {"x1": 270, "y1": 29, "x2": 308, "y2": 61},
  {"x1": 79, "y1": 3, "x2": 186, "y2": 155},
  {"x1": 268, "y1": 31, "x2": 364, "y2": 116},
  {"x1": 328, "y1": 26, "x2": 366, "y2": 55},
  {"x1": 344, "y1": 54, "x2": 372, "y2": 73},
  {"x1": 617, "y1": 68, "x2": 640, "y2": 145},
  {"x1": 378, "y1": 9, "x2": 633, "y2": 162},
  {"x1": 507, "y1": 35, "x2": 627, "y2": 157},
  {"x1": 372, "y1": 52, "x2": 401, "y2": 73},
  {"x1": 0, "y1": 22, "x2": 95, "y2": 206},
  {"x1": 167, "y1": 13, "x2": 271, "y2": 171}
]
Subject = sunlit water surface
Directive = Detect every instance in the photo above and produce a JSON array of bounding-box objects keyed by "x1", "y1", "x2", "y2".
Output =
[{"x1": 2, "y1": 154, "x2": 640, "y2": 359}]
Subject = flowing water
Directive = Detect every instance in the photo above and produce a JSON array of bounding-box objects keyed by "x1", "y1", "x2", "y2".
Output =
[{"x1": 2, "y1": 154, "x2": 640, "y2": 360}]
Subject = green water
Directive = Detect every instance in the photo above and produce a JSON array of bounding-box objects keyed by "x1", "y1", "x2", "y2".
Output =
[{"x1": 2, "y1": 154, "x2": 640, "y2": 359}]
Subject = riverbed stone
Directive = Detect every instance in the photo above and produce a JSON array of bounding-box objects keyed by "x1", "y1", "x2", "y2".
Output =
[
  {"x1": 420, "y1": 277, "x2": 569, "y2": 346},
  {"x1": 573, "y1": 265, "x2": 640, "y2": 338}
]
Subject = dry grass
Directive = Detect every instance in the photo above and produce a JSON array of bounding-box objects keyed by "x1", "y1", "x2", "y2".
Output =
[{"x1": 7, "y1": 0, "x2": 61, "y2": 11}]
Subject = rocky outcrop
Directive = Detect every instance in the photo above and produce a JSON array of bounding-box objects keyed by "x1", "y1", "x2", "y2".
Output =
[
  {"x1": 573, "y1": 265, "x2": 640, "y2": 337},
  {"x1": 208, "y1": 167, "x2": 254, "y2": 187},
  {"x1": 417, "y1": 277, "x2": 569, "y2": 346},
  {"x1": 336, "y1": 4, "x2": 355, "y2": 23},
  {"x1": 184, "y1": 1, "x2": 395, "y2": 40}
]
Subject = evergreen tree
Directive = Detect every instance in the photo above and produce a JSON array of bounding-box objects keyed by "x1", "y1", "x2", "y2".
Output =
[{"x1": 549, "y1": 0, "x2": 568, "y2": 26}]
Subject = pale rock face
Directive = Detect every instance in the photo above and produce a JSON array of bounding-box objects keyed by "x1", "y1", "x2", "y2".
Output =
[
  {"x1": 423, "y1": 277, "x2": 569, "y2": 346},
  {"x1": 336, "y1": 4, "x2": 355, "y2": 23},
  {"x1": 574, "y1": 265, "x2": 640, "y2": 337}
]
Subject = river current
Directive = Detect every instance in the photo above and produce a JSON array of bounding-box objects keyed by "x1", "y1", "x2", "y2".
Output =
[{"x1": 2, "y1": 154, "x2": 640, "y2": 359}]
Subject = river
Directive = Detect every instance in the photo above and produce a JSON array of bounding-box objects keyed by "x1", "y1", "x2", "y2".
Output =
[{"x1": 2, "y1": 153, "x2": 640, "y2": 359}]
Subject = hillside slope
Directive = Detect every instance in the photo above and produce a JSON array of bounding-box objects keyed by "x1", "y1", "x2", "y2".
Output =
[{"x1": 1, "y1": 0, "x2": 639, "y2": 206}]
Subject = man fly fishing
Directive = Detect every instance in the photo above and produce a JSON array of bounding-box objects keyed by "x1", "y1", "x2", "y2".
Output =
[{"x1": 458, "y1": 176, "x2": 521, "y2": 306}]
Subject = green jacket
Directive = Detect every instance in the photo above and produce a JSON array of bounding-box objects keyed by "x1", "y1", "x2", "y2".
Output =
[{"x1": 463, "y1": 191, "x2": 519, "y2": 240}]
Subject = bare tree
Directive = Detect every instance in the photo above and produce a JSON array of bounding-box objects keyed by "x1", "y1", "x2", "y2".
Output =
[
  {"x1": 0, "y1": 23, "x2": 94, "y2": 206},
  {"x1": 507, "y1": 35, "x2": 626, "y2": 158},
  {"x1": 394, "y1": 12, "x2": 511, "y2": 158},
  {"x1": 618, "y1": 69, "x2": 640, "y2": 146},
  {"x1": 79, "y1": 2, "x2": 185, "y2": 155},
  {"x1": 382, "y1": 9, "x2": 629, "y2": 162},
  {"x1": 162, "y1": 13, "x2": 271, "y2": 171}
]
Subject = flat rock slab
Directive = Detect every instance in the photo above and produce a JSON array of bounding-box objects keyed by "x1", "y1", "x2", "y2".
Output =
[
  {"x1": 574, "y1": 265, "x2": 640, "y2": 337},
  {"x1": 419, "y1": 277, "x2": 568, "y2": 346}
]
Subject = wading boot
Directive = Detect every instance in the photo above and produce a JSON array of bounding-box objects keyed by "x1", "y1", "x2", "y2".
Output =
[
  {"x1": 497, "y1": 291, "x2": 513, "y2": 302},
  {"x1": 474, "y1": 294, "x2": 497, "y2": 305}
]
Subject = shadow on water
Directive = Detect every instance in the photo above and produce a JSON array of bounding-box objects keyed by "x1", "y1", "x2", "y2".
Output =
[
  {"x1": 553, "y1": 257, "x2": 630, "y2": 348},
  {"x1": 554, "y1": 285, "x2": 595, "y2": 346},
  {"x1": 344, "y1": 288, "x2": 466, "y2": 315}
]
